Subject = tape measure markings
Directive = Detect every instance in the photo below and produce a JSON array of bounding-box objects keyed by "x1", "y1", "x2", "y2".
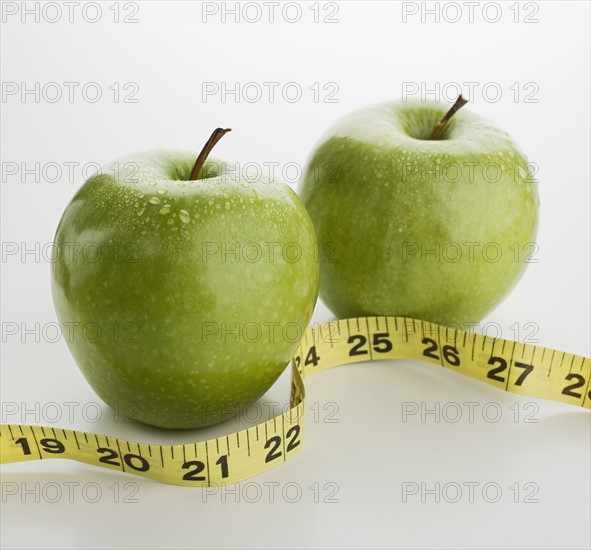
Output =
[{"x1": 1, "y1": 316, "x2": 589, "y2": 487}]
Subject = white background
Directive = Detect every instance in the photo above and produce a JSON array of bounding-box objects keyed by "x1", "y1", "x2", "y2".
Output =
[{"x1": 1, "y1": 1, "x2": 590, "y2": 549}]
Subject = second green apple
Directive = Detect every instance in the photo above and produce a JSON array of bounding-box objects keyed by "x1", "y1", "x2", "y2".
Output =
[{"x1": 300, "y1": 98, "x2": 539, "y2": 326}]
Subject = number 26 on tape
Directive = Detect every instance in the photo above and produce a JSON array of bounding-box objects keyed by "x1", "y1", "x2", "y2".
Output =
[{"x1": 422, "y1": 337, "x2": 461, "y2": 366}]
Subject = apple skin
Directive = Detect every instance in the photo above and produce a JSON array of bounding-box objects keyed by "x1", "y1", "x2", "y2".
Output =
[
  {"x1": 299, "y1": 100, "x2": 539, "y2": 326},
  {"x1": 51, "y1": 149, "x2": 319, "y2": 429}
]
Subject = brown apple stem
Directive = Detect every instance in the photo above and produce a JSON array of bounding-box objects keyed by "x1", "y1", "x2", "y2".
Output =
[
  {"x1": 189, "y1": 127, "x2": 232, "y2": 180},
  {"x1": 429, "y1": 95, "x2": 468, "y2": 140}
]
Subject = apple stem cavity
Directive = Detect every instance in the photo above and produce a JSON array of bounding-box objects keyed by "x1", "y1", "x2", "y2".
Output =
[
  {"x1": 429, "y1": 95, "x2": 468, "y2": 140},
  {"x1": 189, "y1": 127, "x2": 232, "y2": 180}
]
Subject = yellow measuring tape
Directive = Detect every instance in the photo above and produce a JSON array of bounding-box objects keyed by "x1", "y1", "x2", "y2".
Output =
[{"x1": 1, "y1": 316, "x2": 589, "y2": 486}]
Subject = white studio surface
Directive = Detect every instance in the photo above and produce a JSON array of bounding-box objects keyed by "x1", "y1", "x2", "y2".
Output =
[{"x1": 0, "y1": 1, "x2": 589, "y2": 549}]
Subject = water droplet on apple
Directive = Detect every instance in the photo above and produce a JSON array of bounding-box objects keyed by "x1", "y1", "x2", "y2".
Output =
[
  {"x1": 179, "y1": 210, "x2": 190, "y2": 224},
  {"x1": 149, "y1": 197, "x2": 161, "y2": 205},
  {"x1": 157, "y1": 189, "x2": 168, "y2": 195},
  {"x1": 159, "y1": 205, "x2": 172, "y2": 215},
  {"x1": 225, "y1": 202, "x2": 231, "y2": 210},
  {"x1": 137, "y1": 207, "x2": 145, "y2": 216}
]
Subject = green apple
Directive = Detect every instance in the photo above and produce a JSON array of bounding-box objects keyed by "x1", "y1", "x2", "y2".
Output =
[
  {"x1": 51, "y1": 129, "x2": 319, "y2": 429},
  {"x1": 300, "y1": 97, "x2": 539, "y2": 326}
]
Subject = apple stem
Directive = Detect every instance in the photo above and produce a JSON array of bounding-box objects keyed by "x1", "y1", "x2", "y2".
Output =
[
  {"x1": 429, "y1": 95, "x2": 468, "y2": 140},
  {"x1": 189, "y1": 127, "x2": 232, "y2": 180}
]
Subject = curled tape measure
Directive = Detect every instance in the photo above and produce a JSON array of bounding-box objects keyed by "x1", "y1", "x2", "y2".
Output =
[{"x1": 1, "y1": 316, "x2": 589, "y2": 487}]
